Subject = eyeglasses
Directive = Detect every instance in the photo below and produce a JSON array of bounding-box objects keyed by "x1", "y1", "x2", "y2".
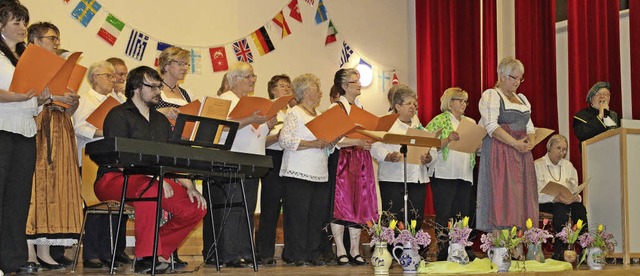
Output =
[
  {"x1": 508, "y1": 75, "x2": 525, "y2": 83},
  {"x1": 142, "y1": 83, "x2": 163, "y2": 91},
  {"x1": 95, "y1": 73, "x2": 115, "y2": 79},
  {"x1": 347, "y1": 80, "x2": 360, "y2": 85},
  {"x1": 242, "y1": 74, "x2": 258, "y2": 80},
  {"x1": 595, "y1": 92, "x2": 611, "y2": 97},
  {"x1": 451, "y1": 98, "x2": 468, "y2": 104},
  {"x1": 39, "y1": 35, "x2": 59, "y2": 43},
  {"x1": 170, "y1": 60, "x2": 190, "y2": 67},
  {"x1": 551, "y1": 145, "x2": 567, "y2": 152}
]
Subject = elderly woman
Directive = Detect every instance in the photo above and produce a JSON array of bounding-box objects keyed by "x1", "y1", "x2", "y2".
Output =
[
  {"x1": 573, "y1": 81, "x2": 620, "y2": 146},
  {"x1": 155, "y1": 46, "x2": 193, "y2": 121},
  {"x1": 279, "y1": 73, "x2": 334, "y2": 266},
  {"x1": 328, "y1": 68, "x2": 377, "y2": 266},
  {"x1": 426, "y1": 87, "x2": 477, "y2": 261},
  {"x1": 202, "y1": 62, "x2": 272, "y2": 268},
  {"x1": 477, "y1": 56, "x2": 538, "y2": 232},
  {"x1": 535, "y1": 134, "x2": 587, "y2": 260},
  {"x1": 371, "y1": 87, "x2": 434, "y2": 229},
  {"x1": 255, "y1": 74, "x2": 294, "y2": 265},
  {"x1": 0, "y1": 2, "x2": 51, "y2": 274}
]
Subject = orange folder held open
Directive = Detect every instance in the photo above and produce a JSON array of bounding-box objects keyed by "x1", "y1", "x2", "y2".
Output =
[
  {"x1": 305, "y1": 105, "x2": 357, "y2": 142},
  {"x1": 228, "y1": 95, "x2": 294, "y2": 127},
  {"x1": 169, "y1": 100, "x2": 201, "y2": 126},
  {"x1": 85, "y1": 96, "x2": 120, "y2": 131},
  {"x1": 349, "y1": 106, "x2": 398, "y2": 131}
]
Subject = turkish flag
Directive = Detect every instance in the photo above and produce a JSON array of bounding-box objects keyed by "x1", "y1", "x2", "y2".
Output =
[{"x1": 209, "y1": 46, "x2": 229, "y2": 72}]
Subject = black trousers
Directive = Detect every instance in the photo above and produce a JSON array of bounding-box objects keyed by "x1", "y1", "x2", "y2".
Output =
[
  {"x1": 281, "y1": 177, "x2": 330, "y2": 262},
  {"x1": 379, "y1": 181, "x2": 426, "y2": 227},
  {"x1": 202, "y1": 178, "x2": 259, "y2": 263},
  {"x1": 540, "y1": 202, "x2": 588, "y2": 256},
  {"x1": 81, "y1": 214, "x2": 128, "y2": 260},
  {"x1": 255, "y1": 150, "x2": 285, "y2": 260},
  {"x1": 430, "y1": 177, "x2": 472, "y2": 261},
  {"x1": 0, "y1": 131, "x2": 36, "y2": 273}
]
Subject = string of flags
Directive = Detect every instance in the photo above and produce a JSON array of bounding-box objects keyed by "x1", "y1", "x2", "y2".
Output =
[{"x1": 66, "y1": 0, "x2": 399, "y2": 90}]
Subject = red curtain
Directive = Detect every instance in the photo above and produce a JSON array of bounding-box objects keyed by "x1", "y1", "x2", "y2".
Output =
[
  {"x1": 515, "y1": 0, "x2": 558, "y2": 159},
  {"x1": 482, "y1": 0, "x2": 497, "y2": 91},
  {"x1": 630, "y1": 0, "x2": 640, "y2": 119},
  {"x1": 567, "y1": 0, "x2": 622, "y2": 180}
]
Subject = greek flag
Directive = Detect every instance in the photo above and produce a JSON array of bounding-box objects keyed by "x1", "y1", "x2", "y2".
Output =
[{"x1": 125, "y1": 30, "x2": 149, "y2": 61}]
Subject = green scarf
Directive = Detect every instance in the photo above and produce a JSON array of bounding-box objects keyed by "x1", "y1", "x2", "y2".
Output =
[{"x1": 425, "y1": 111, "x2": 476, "y2": 168}]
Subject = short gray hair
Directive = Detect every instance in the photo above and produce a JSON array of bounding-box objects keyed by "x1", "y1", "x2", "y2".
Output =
[
  {"x1": 546, "y1": 134, "x2": 566, "y2": 151},
  {"x1": 87, "y1": 60, "x2": 115, "y2": 84},
  {"x1": 495, "y1": 56, "x2": 524, "y2": 87},
  {"x1": 392, "y1": 86, "x2": 417, "y2": 113},
  {"x1": 226, "y1": 61, "x2": 253, "y2": 88},
  {"x1": 292, "y1": 73, "x2": 321, "y2": 102}
]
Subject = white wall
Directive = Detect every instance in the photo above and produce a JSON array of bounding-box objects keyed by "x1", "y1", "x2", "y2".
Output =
[{"x1": 21, "y1": 0, "x2": 415, "y2": 116}]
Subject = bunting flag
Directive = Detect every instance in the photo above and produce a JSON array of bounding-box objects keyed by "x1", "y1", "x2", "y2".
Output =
[
  {"x1": 209, "y1": 46, "x2": 229, "y2": 72},
  {"x1": 288, "y1": 0, "x2": 303, "y2": 22},
  {"x1": 392, "y1": 71, "x2": 399, "y2": 85},
  {"x1": 339, "y1": 41, "x2": 353, "y2": 67},
  {"x1": 305, "y1": 0, "x2": 315, "y2": 5},
  {"x1": 189, "y1": 48, "x2": 202, "y2": 75},
  {"x1": 251, "y1": 26, "x2": 275, "y2": 56},
  {"x1": 125, "y1": 30, "x2": 149, "y2": 61},
  {"x1": 325, "y1": 20, "x2": 337, "y2": 45},
  {"x1": 96, "y1": 13, "x2": 124, "y2": 46},
  {"x1": 233, "y1": 38, "x2": 254, "y2": 63},
  {"x1": 272, "y1": 11, "x2": 291, "y2": 38},
  {"x1": 71, "y1": 0, "x2": 102, "y2": 27},
  {"x1": 155, "y1": 42, "x2": 172, "y2": 67},
  {"x1": 315, "y1": 0, "x2": 328, "y2": 24}
]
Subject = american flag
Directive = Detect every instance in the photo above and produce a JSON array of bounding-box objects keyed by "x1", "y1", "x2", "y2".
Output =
[
  {"x1": 125, "y1": 30, "x2": 149, "y2": 61},
  {"x1": 340, "y1": 41, "x2": 353, "y2": 67},
  {"x1": 233, "y1": 38, "x2": 253, "y2": 63}
]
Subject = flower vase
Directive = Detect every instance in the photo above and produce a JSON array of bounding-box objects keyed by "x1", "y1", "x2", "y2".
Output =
[
  {"x1": 525, "y1": 242, "x2": 545, "y2": 263},
  {"x1": 447, "y1": 242, "x2": 469, "y2": 265},
  {"x1": 488, "y1": 247, "x2": 511, "y2": 272},
  {"x1": 586, "y1": 247, "x2": 606, "y2": 270},
  {"x1": 563, "y1": 243, "x2": 578, "y2": 268},
  {"x1": 392, "y1": 242, "x2": 421, "y2": 273},
  {"x1": 371, "y1": 242, "x2": 393, "y2": 274}
]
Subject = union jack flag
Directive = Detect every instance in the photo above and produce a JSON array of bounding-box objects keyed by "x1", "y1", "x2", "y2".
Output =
[{"x1": 232, "y1": 38, "x2": 253, "y2": 63}]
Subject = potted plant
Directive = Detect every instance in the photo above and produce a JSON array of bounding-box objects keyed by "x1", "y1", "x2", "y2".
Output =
[
  {"x1": 480, "y1": 226, "x2": 522, "y2": 272},
  {"x1": 522, "y1": 218, "x2": 553, "y2": 263},
  {"x1": 555, "y1": 219, "x2": 585, "y2": 268},
  {"x1": 446, "y1": 216, "x2": 472, "y2": 264},
  {"x1": 366, "y1": 213, "x2": 396, "y2": 274},
  {"x1": 578, "y1": 224, "x2": 616, "y2": 270},
  {"x1": 391, "y1": 220, "x2": 431, "y2": 273}
]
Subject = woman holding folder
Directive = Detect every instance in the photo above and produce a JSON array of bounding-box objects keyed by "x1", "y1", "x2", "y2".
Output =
[
  {"x1": 425, "y1": 87, "x2": 477, "y2": 261},
  {"x1": 156, "y1": 46, "x2": 193, "y2": 122},
  {"x1": 534, "y1": 134, "x2": 587, "y2": 260}
]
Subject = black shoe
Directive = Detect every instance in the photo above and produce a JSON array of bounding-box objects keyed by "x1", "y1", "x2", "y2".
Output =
[
  {"x1": 348, "y1": 254, "x2": 366, "y2": 266},
  {"x1": 336, "y1": 255, "x2": 349, "y2": 266},
  {"x1": 204, "y1": 258, "x2": 217, "y2": 266},
  {"x1": 101, "y1": 259, "x2": 123, "y2": 268},
  {"x1": 114, "y1": 251, "x2": 132, "y2": 264},
  {"x1": 307, "y1": 257, "x2": 326, "y2": 266},
  {"x1": 16, "y1": 262, "x2": 39, "y2": 275},
  {"x1": 224, "y1": 259, "x2": 245, "y2": 268},
  {"x1": 293, "y1": 260, "x2": 306, "y2": 266},
  {"x1": 83, "y1": 259, "x2": 105, "y2": 269},
  {"x1": 259, "y1": 257, "x2": 276, "y2": 265},
  {"x1": 171, "y1": 251, "x2": 187, "y2": 269},
  {"x1": 134, "y1": 257, "x2": 168, "y2": 274},
  {"x1": 36, "y1": 257, "x2": 65, "y2": 270},
  {"x1": 53, "y1": 255, "x2": 74, "y2": 267}
]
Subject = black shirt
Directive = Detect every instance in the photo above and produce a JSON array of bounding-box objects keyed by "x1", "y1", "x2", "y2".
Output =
[
  {"x1": 573, "y1": 106, "x2": 620, "y2": 144},
  {"x1": 97, "y1": 99, "x2": 172, "y2": 179}
]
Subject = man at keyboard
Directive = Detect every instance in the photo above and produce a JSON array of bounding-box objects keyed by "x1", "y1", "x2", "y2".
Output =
[{"x1": 93, "y1": 66, "x2": 207, "y2": 274}]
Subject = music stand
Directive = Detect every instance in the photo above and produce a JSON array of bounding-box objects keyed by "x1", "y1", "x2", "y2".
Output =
[{"x1": 171, "y1": 113, "x2": 239, "y2": 150}]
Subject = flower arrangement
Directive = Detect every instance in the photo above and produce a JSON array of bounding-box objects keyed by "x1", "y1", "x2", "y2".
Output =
[
  {"x1": 578, "y1": 224, "x2": 616, "y2": 253},
  {"x1": 366, "y1": 215, "x2": 396, "y2": 246},
  {"x1": 480, "y1": 226, "x2": 523, "y2": 252},
  {"x1": 448, "y1": 216, "x2": 473, "y2": 246},
  {"x1": 523, "y1": 218, "x2": 553, "y2": 244},
  {"x1": 555, "y1": 219, "x2": 584, "y2": 244},
  {"x1": 393, "y1": 220, "x2": 431, "y2": 251}
]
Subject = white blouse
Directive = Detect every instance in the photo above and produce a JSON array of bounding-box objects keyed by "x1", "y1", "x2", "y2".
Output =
[
  {"x1": 430, "y1": 114, "x2": 475, "y2": 183},
  {"x1": 279, "y1": 105, "x2": 330, "y2": 182},
  {"x1": 0, "y1": 53, "x2": 39, "y2": 138},
  {"x1": 266, "y1": 109, "x2": 287, "y2": 151},
  {"x1": 219, "y1": 91, "x2": 268, "y2": 155},
  {"x1": 370, "y1": 117, "x2": 434, "y2": 183},
  {"x1": 478, "y1": 88, "x2": 535, "y2": 136},
  {"x1": 534, "y1": 154, "x2": 580, "y2": 204}
]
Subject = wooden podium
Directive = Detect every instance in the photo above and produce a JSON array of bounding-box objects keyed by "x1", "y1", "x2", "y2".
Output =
[{"x1": 582, "y1": 128, "x2": 640, "y2": 264}]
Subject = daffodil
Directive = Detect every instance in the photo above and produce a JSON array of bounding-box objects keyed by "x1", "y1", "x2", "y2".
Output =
[{"x1": 526, "y1": 218, "x2": 533, "y2": 229}]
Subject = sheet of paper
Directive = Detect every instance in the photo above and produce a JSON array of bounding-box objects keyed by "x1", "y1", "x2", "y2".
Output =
[
  {"x1": 85, "y1": 96, "x2": 120, "y2": 130},
  {"x1": 447, "y1": 119, "x2": 487, "y2": 153},
  {"x1": 533, "y1": 127, "x2": 555, "y2": 147},
  {"x1": 405, "y1": 128, "x2": 436, "y2": 165},
  {"x1": 306, "y1": 105, "x2": 357, "y2": 142}
]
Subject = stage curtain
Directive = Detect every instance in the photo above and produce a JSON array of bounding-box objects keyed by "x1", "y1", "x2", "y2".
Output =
[
  {"x1": 482, "y1": 0, "x2": 497, "y2": 91},
  {"x1": 567, "y1": 0, "x2": 622, "y2": 180},
  {"x1": 514, "y1": 0, "x2": 558, "y2": 159},
  {"x1": 630, "y1": 0, "x2": 640, "y2": 119}
]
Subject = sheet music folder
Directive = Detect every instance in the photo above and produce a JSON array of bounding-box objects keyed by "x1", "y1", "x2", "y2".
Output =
[
  {"x1": 171, "y1": 114, "x2": 238, "y2": 151},
  {"x1": 356, "y1": 129, "x2": 441, "y2": 148}
]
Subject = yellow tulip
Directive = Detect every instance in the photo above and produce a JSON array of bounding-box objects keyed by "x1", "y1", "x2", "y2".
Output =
[
  {"x1": 526, "y1": 218, "x2": 533, "y2": 229},
  {"x1": 598, "y1": 224, "x2": 604, "y2": 233},
  {"x1": 389, "y1": 220, "x2": 397, "y2": 230},
  {"x1": 577, "y1": 219, "x2": 583, "y2": 230},
  {"x1": 463, "y1": 216, "x2": 469, "y2": 228},
  {"x1": 411, "y1": 220, "x2": 417, "y2": 230}
]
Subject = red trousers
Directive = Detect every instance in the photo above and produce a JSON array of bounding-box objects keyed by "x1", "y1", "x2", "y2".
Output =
[{"x1": 95, "y1": 172, "x2": 206, "y2": 259}]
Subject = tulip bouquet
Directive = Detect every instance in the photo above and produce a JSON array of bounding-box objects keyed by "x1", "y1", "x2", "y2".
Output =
[
  {"x1": 523, "y1": 218, "x2": 553, "y2": 244},
  {"x1": 448, "y1": 216, "x2": 473, "y2": 246},
  {"x1": 556, "y1": 219, "x2": 585, "y2": 244},
  {"x1": 393, "y1": 220, "x2": 431, "y2": 251},
  {"x1": 480, "y1": 226, "x2": 523, "y2": 252},
  {"x1": 366, "y1": 214, "x2": 396, "y2": 246},
  {"x1": 578, "y1": 224, "x2": 616, "y2": 254}
]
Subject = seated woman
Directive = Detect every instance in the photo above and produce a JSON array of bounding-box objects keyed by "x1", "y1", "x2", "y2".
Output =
[{"x1": 534, "y1": 134, "x2": 588, "y2": 261}]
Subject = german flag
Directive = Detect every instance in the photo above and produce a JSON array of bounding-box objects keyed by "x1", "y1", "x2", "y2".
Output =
[{"x1": 251, "y1": 26, "x2": 275, "y2": 56}]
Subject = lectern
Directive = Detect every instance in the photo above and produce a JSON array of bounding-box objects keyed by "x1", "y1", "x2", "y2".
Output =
[{"x1": 582, "y1": 128, "x2": 640, "y2": 265}]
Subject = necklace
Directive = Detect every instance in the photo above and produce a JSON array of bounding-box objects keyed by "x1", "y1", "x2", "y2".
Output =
[
  {"x1": 547, "y1": 164, "x2": 562, "y2": 182},
  {"x1": 300, "y1": 104, "x2": 317, "y2": 116},
  {"x1": 162, "y1": 80, "x2": 177, "y2": 91}
]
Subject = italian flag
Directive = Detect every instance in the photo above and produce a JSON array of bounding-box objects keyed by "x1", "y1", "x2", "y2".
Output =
[{"x1": 97, "y1": 14, "x2": 124, "y2": 46}]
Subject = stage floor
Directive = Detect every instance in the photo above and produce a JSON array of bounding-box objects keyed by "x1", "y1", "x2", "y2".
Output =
[{"x1": 33, "y1": 255, "x2": 640, "y2": 275}]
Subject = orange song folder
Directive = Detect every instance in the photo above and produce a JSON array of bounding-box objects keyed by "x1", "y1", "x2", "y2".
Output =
[
  {"x1": 228, "y1": 95, "x2": 294, "y2": 127},
  {"x1": 305, "y1": 105, "x2": 357, "y2": 142},
  {"x1": 85, "y1": 96, "x2": 120, "y2": 131},
  {"x1": 349, "y1": 106, "x2": 398, "y2": 131},
  {"x1": 168, "y1": 100, "x2": 201, "y2": 126},
  {"x1": 185, "y1": 97, "x2": 232, "y2": 142}
]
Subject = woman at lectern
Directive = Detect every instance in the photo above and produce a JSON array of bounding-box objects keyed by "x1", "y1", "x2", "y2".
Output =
[
  {"x1": 573, "y1": 81, "x2": 620, "y2": 145},
  {"x1": 534, "y1": 134, "x2": 587, "y2": 260},
  {"x1": 370, "y1": 87, "x2": 434, "y2": 229}
]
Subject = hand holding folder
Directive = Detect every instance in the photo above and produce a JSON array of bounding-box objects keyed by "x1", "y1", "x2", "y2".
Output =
[
  {"x1": 228, "y1": 95, "x2": 294, "y2": 128},
  {"x1": 85, "y1": 96, "x2": 120, "y2": 131},
  {"x1": 447, "y1": 119, "x2": 487, "y2": 153},
  {"x1": 305, "y1": 105, "x2": 357, "y2": 142}
]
